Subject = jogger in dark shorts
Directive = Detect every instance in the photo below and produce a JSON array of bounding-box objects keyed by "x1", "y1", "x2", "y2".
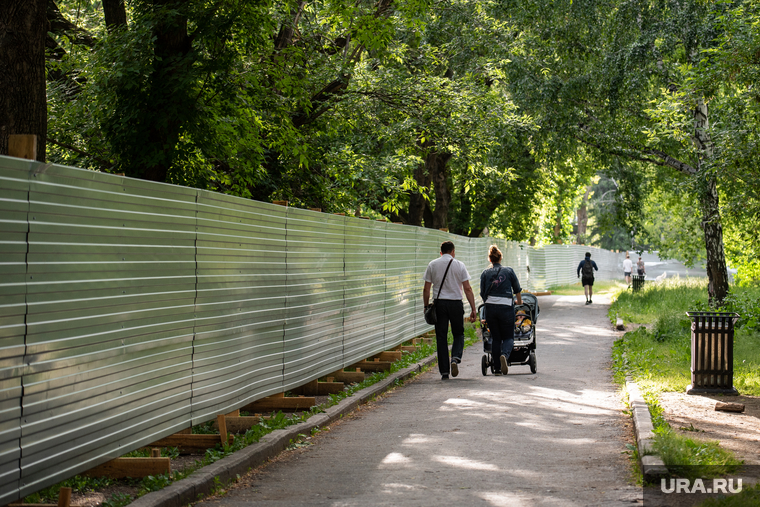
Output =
[{"x1": 577, "y1": 252, "x2": 599, "y2": 305}]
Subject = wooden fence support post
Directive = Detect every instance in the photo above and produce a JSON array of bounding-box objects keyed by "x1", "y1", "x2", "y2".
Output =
[
  {"x1": 8, "y1": 134, "x2": 37, "y2": 160},
  {"x1": 217, "y1": 414, "x2": 228, "y2": 445},
  {"x1": 57, "y1": 487, "x2": 71, "y2": 507}
]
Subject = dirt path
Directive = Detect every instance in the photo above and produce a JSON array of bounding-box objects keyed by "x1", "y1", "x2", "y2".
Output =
[{"x1": 199, "y1": 295, "x2": 642, "y2": 506}]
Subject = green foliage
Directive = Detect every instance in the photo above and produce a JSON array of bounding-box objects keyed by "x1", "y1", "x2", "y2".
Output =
[
  {"x1": 637, "y1": 187, "x2": 706, "y2": 268},
  {"x1": 612, "y1": 277, "x2": 708, "y2": 325},
  {"x1": 42, "y1": 0, "x2": 760, "y2": 283},
  {"x1": 102, "y1": 492, "x2": 134, "y2": 507},
  {"x1": 138, "y1": 473, "x2": 174, "y2": 495}
]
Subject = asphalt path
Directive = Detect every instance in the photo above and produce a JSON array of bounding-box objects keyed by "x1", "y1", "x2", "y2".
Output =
[{"x1": 201, "y1": 295, "x2": 642, "y2": 506}]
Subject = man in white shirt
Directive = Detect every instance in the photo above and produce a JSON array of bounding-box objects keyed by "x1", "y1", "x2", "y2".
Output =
[
  {"x1": 623, "y1": 253, "x2": 633, "y2": 286},
  {"x1": 423, "y1": 241, "x2": 477, "y2": 380}
]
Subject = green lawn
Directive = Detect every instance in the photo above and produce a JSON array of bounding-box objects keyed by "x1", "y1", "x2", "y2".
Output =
[
  {"x1": 610, "y1": 278, "x2": 760, "y2": 478},
  {"x1": 610, "y1": 278, "x2": 760, "y2": 396}
]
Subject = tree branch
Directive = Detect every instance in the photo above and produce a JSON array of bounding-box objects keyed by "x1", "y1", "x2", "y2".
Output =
[
  {"x1": 572, "y1": 132, "x2": 697, "y2": 175},
  {"x1": 45, "y1": 137, "x2": 113, "y2": 168},
  {"x1": 47, "y1": 0, "x2": 95, "y2": 46}
]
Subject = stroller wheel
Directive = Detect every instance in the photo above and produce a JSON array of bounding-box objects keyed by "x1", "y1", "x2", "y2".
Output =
[
  {"x1": 529, "y1": 351, "x2": 537, "y2": 374},
  {"x1": 481, "y1": 354, "x2": 488, "y2": 376}
]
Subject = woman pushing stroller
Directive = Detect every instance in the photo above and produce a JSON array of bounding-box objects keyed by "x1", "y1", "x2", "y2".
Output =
[{"x1": 480, "y1": 245, "x2": 522, "y2": 375}]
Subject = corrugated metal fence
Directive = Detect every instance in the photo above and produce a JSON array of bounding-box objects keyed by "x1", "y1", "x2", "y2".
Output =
[{"x1": 0, "y1": 156, "x2": 623, "y2": 502}]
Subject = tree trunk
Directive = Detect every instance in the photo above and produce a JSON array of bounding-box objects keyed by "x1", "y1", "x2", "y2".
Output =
[
  {"x1": 553, "y1": 208, "x2": 563, "y2": 244},
  {"x1": 576, "y1": 185, "x2": 591, "y2": 243},
  {"x1": 408, "y1": 144, "x2": 434, "y2": 226},
  {"x1": 102, "y1": 0, "x2": 128, "y2": 30},
  {"x1": 701, "y1": 177, "x2": 729, "y2": 304},
  {"x1": 693, "y1": 99, "x2": 729, "y2": 305},
  {"x1": 0, "y1": 0, "x2": 48, "y2": 162},
  {"x1": 430, "y1": 151, "x2": 453, "y2": 229},
  {"x1": 142, "y1": 2, "x2": 192, "y2": 182}
]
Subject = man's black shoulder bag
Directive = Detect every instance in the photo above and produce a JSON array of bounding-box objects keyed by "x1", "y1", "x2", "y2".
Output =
[{"x1": 424, "y1": 259, "x2": 453, "y2": 325}]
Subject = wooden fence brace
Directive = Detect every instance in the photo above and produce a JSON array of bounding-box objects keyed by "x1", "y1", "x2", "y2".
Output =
[
  {"x1": 57, "y1": 487, "x2": 71, "y2": 507},
  {"x1": 217, "y1": 414, "x2": 228, "y2": 444}
]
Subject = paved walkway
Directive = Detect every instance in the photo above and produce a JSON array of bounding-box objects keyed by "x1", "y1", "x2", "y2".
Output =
[{"x1": 201, "y1": 295, "x2": 642, "y2": 506}]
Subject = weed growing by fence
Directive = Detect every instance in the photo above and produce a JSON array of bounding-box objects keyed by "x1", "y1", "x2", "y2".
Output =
[{"x1": 102, "y1": 492, "x2": 134, "y2": 507}]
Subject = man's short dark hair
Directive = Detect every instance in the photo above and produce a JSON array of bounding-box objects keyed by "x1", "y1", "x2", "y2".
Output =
[
  {"x1": 585, "y1": 252, "x2": 591, "y2": 258},
  {"x1": 441, "y1": 241, "x2": 455, "y2": 254}
]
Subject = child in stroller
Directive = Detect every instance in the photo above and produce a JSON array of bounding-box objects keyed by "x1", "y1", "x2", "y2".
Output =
[{"x1": 479, "y1": 293, "x2": 539, "y2": 375}]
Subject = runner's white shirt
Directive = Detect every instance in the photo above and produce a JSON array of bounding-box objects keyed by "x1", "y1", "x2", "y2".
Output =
[{"x1": 423, "y1": 253, "x2": 471, "y2": 300}]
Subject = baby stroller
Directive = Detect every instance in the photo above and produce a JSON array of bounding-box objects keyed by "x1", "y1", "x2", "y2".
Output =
[{"x1": 479, "y1": 293, "x2": 539, "y2": 375}]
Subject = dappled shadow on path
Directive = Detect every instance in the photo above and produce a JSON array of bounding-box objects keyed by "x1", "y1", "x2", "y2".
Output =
[{"x1": 202, "y1": 295, "x2": 641, "y2": 506}]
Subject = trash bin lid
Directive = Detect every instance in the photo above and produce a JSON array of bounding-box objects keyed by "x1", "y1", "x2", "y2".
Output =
[{"x1": 686, "y1": 311, "x2": 739, "y2": 325}]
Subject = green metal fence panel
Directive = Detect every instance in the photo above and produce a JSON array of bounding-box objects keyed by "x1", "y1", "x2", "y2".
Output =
[
  {"x1": 0, "y1": 157, "x2": 30, "y2": 505},
  {"x1": 192, "y1": 191, "x2": 288, "y2": 423},
  {"x1": 343, "y1": 219, "x2": 387, "y2": 367},
  {"x1": 384, "y1": 223, "x2": 419, "y2": 349},
  {"x1": 20, "y1": 164, "x2": 196, "y2": 496},
  {"x1": 283, "y1": 210, "x2": 346, "y2": 388}
]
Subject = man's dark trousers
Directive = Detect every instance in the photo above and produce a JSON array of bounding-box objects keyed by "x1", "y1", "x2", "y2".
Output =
[{"x1": 434, "y1": 299, "x2": 465, "y2": 375}]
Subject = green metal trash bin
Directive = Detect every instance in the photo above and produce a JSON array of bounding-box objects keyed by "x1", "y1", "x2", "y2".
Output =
[
  {"x1": 686, "y1": 311, "x2": 740, "y2": 395},
  {"x1": 632, "y1": 274, "x2": 645, "y2": 292}
]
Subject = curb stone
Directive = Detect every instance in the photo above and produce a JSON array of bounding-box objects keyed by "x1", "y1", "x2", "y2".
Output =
[
  {"x1": 626, "y1": 377, "x2": 668, "y2": 481},
  {"x1": 128, "y1": 354, "x2": 438, "y2": 507}
]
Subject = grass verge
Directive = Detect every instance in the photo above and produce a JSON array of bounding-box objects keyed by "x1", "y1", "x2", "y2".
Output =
[
  {"x1": 610, "y1": 278, "x2": 756, "y2": 478},
  {"x1": 611, "y1": 278, "x2": 760, "y2": 396}
]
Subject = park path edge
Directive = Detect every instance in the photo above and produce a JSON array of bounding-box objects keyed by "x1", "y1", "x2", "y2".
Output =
[{"x1": 626, "y1": 377, "x2": 668, "y2": 482}]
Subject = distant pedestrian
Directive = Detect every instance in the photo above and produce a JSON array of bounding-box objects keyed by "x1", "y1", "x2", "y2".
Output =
[
  {"x1": 637, "y1": 256, "x2": 646, "y2": 276},
  {"x1": 423, "y1": 241, "x2": 477, "y2": 380},
  {"x1": 577, "y1": 252, "x2": 599, "y2": 305},
  {"x1": 623, "y1": 253, "x2": 632, "y2": 286},
  {"x1": 480, "y1": 245, "x2": 523, "y2": 376}
]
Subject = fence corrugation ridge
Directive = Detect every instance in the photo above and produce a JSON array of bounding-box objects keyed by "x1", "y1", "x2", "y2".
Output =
[{"x1": 0, "y1": 156, "x2": 628, "y2": 501}]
